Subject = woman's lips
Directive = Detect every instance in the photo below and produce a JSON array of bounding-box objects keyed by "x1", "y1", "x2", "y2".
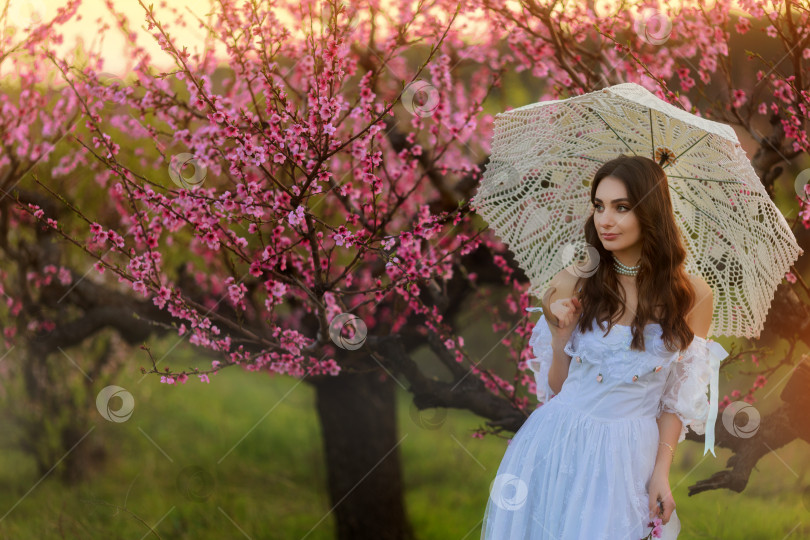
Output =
[{"x1": 602, "y1": 233, "x2": 619, "y2": 240}]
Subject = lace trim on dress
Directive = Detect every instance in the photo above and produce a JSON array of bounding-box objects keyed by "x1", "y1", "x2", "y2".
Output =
[
  {"x1": 656, "y1": 335, "x2": 730, "y2": 455},
  {"x1": 525, "y1": 306, "x2": 556, "y2": 404},
  {"x1": 563, "y1": 320, "x2": 677, "y2": 384}
]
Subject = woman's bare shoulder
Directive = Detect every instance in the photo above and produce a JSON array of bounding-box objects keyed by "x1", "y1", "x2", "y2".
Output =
[
  {"x1": 687, "y1": 273, "x2": 712, "y2": 299},
  {"x1": 686, "y1": 273, "x2": 713, "y2": 338}
]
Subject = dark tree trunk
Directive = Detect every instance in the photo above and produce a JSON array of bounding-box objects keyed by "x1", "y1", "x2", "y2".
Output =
[{"x1": 313, "y1": 369, "x2": 414, "y2": 540}]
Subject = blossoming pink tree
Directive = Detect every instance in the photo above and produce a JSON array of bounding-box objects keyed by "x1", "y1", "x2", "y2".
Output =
[{"x1": 1, "y1": 0, "x2": 809, "y2": 536}]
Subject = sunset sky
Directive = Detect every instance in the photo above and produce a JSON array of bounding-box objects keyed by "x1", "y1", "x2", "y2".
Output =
[
  {"x1": 2, "y1": 0, "x2": 458, "y2": 77},
  {"x1": 2, "y1": 0, "x2": 741, "y2": 79}
]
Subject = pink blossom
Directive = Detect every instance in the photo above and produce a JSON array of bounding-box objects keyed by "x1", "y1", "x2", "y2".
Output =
[
  {"x1": 288, "y1": 205, "x2": 305, "y2": 226},
  {"x1": 153, "y1": 286, "x2": 172, "y2": 309},
  {"x1": 266, "y1": 280, "x2": 286, "y2": 297},
  {"x1": 203, "y1": 231, "x2": 220, "y2": 250},
  {"x1": 225, "y1": 277, "x2": 247, "y2": 308},
  {"x1": 325, "y1": 359, "x2": 340, "y2": 376},
  {"x1": 643, "y1": 517, "x2": 664, "y2": 539},
  {"x1": 732, "y1": 89, "x2": 747, "y2": 108},
  {"x1": 132, "y1": 281, "x2": 148, "y2": 296},
  {"x1": 57, "y1": 268, "x2": 72, "y2": 286}
]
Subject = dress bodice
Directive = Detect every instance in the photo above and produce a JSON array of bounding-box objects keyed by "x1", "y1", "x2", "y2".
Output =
[
  {"x1": 555, "y1": 319, "x2": 681, "y2": 420},
  {"x1": 525, "y1": 306, "x2": 730, "y2": 454}
]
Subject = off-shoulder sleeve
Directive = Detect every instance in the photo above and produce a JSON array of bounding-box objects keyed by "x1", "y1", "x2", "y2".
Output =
[
  {"x1": 525, "y1": 306, "x2": 555, "y2": 404},
  {"x1": 656, "y1": 335, "x2": 729, "y2": 456}
]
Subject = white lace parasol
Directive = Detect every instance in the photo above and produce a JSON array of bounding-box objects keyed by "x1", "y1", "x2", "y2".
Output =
[{"x1": 471, "y1": 83, "x2": 803, "y2": 338}]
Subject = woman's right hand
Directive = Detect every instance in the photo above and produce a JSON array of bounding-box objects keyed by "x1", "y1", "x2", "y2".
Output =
[{"x1": 542, "y1": 286, "x2": 583, "y2": 343}]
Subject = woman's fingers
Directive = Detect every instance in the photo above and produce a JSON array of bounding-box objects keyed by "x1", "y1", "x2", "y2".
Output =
[
  {"x1": 548, "y1": 295, "x2": 582, "y2": 332},
  {"x1": 648, "y1": 496, "x2": 674, "y2": 525},
  {"x1": 662, "y1": 498, "x2": 675, "y2": 524},
  {"x1": 649, "y1": 494, "x2": 664, "y2": 519}
]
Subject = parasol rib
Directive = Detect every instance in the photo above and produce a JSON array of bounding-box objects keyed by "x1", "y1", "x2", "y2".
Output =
[
  {"x1": 667, "y1": 175, "x2": 743, "y2": 184},
  {"x1": 589, "y1": 108, "x2": 638, "y2": 156},
  {"x1": 663, "y1": 131, "x2": 710, "y2": 169},
  {"x1": 668, "y1": 184, "x2": 723, "y2": 226}
]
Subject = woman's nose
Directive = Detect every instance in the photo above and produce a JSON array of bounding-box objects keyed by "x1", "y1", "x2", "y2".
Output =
[{"x1": 597, "y1": 212, "x2": 615, "y2": 226}]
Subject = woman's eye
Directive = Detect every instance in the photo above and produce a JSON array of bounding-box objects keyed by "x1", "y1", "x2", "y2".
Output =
[{"x1": 618, "y1": 205, "x2": 628, "y2": 211}]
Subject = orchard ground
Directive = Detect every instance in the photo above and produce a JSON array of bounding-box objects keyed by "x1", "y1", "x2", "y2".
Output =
[{"x1": 0, "y1": 333, "x2": 808, "y2": 539}]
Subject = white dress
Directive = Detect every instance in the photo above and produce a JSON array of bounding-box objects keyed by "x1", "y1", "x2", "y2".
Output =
[{"x1": 481, "y1": 307, "x2": 730, "y2": 540}]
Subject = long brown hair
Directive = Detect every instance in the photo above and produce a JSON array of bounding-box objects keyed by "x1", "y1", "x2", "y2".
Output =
[{"x1": 575, "y1": 154, "x2": 695, "y2": 352}]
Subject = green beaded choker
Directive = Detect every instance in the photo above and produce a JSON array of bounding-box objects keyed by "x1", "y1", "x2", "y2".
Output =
[{"x1": 612, "y1": 255, "x2": 640, "y2": 276}]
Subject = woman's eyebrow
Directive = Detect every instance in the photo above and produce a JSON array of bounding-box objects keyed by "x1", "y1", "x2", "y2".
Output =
[{"x1": 593, "y1": 197, "x2": 630, "y2": 203}]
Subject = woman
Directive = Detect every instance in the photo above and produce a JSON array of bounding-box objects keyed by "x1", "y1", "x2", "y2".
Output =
[{"x1": 480, "y1": 155, "x2": 726, "y2": 539}]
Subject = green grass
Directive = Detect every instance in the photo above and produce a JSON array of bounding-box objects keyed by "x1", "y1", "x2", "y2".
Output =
[{"x1": 0, "y1": 348, "x2": 808, "y2": 539}]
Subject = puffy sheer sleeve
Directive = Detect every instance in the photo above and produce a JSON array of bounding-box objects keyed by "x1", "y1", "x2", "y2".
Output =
[
  {"x1": 656, "y1": 335, "x2": 729, "y2": 456},
  {"x1": 525, "y1": 306, "x2": 556, "y2": 404}
]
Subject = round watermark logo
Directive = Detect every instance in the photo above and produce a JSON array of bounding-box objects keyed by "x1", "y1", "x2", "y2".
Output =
[
  {"x1": 489, "y1": 473, "x2": 529, "y2": 511},
  {"x1": 328, "y1": 313, "x2": 367, "y2": 350},
  {"x1": 402, "y1": 80, "x2": 441, "y2": 118},
  {"x1": 409, "y1": 401, "x2": 447, "y2": 430},
  {"x1": 793, "y1": 168, "x2": 810, "y2": 203},
  {"x1": 721, "y1": 400, "x2": 760, "y2": 439},
  {"x1": 560, "y1": 241, "x2": 601, "y2": 278},
  {"x1": 96, "y1": 385, "x2": 135, "y2": 423},
  {"x1": 634, "y1": 8, "x2": 672, "y2": 45},
  {"x1": 168, "y1": 153, "x2": 207, "y2": 190},
  {"x1": 176, "y1": 465, "x2": 215, "y2": 502},
  {"x1": 7, "y1": 0, "x2": 46, "y2": 28}
]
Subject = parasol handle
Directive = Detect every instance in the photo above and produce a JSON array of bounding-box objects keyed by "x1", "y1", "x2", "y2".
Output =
[{"x1": 541, "y1": 285, "x2": 561, "y2": 328}]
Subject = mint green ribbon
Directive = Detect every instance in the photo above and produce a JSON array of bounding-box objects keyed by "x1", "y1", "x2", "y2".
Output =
[{"x1": 703, "y1": 339, "x2": 730, "y2": 457}]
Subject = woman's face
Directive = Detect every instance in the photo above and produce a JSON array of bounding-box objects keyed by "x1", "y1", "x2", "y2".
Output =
[{"x1": 593, "y1": 175, "x2": 642, "y2": 252}]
